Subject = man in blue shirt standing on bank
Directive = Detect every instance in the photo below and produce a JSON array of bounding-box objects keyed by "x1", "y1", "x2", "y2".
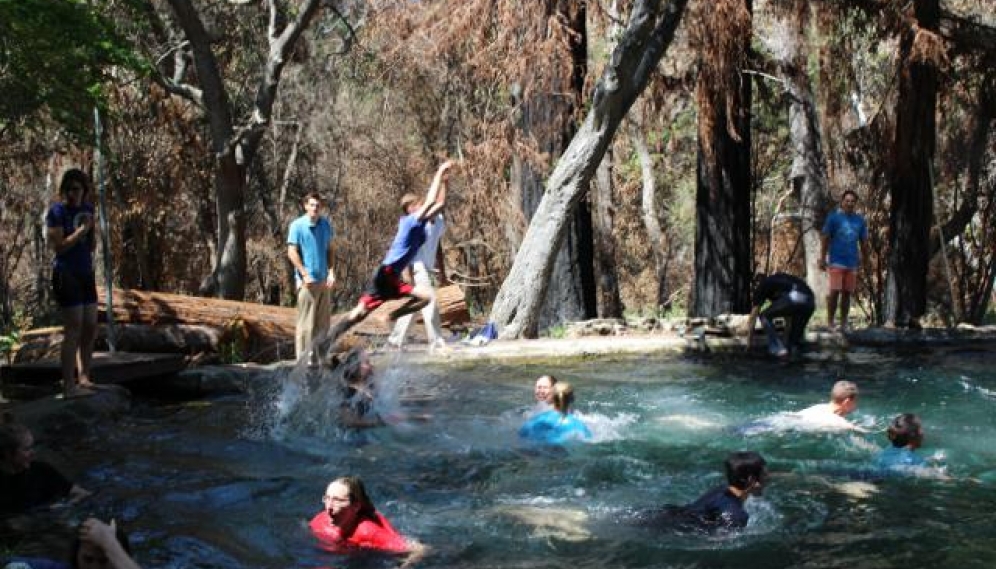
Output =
[
  {"x1": 288, "y1": 192, "x2": 336, "y2": 365},
  {"x1": 819, "y1": 190, "x2": 868, "y2": 332}
]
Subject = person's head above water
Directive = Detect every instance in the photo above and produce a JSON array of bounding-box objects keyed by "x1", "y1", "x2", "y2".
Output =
[
  {"x1": 887, "y1": 413, "x2": 924, "y2": 449},
  {"x1": 0, "y1": 412, "x2": 33, "y2": 474},
  {"x1": 323, "y1": 476, "x2": 378, "y2": 530},
  {"x1": 724, "y1": 451, "x2": 767, "y2": 497},
  {"x1": 534, "y1": 374, "x2": 558, "y2": 404},
  {"x1": 550, "y1": 381, "x2": 576, "y2": 414},
  {"x1": 829, "y1": 380, "x2": 859, "y2": 416}
]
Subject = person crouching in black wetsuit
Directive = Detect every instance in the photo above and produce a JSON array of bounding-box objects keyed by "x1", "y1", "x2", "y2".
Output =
[
  {"x1": 747, "y1": 273, "x2": 815, "y2": 358},
  {"x1": 634, "y1": 451, "x2": 768, "y2": 533}
]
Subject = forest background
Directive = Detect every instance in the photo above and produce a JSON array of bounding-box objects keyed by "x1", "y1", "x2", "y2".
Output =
[{"x1": 1, "y1": 0, "x2": 994, "y2": 350}]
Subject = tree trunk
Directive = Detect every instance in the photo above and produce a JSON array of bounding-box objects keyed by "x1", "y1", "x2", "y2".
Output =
[
  {"x1": 779, "y1": 1, "x2": 832, "y2": 306},
  {"x1": 884, "y1": 0, "x2": 940, "y2": 327},
  {"x1": 508, "y1": 0, "x2": 595, "y2": 331},
  {"x1": 489, "y1": 0, "x2": 689, "y2": 338},
  {"x1": 631, "y1": 118, "x2": 670, "y2": 310},
  {"x1": 593, "y1": 148, "x2": 624, "y2": 317},
  {"x1": 591, "y1": 0, "x2": 625, "y2": 319},
  {"x1": 691, "y1": 0, "x2": 753, "y2": 317},
  {"x1": 161, "y1": 0, "x2": 321, "y2": 300}
]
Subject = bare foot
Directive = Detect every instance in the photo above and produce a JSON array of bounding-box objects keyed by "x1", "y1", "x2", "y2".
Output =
[{"x1": 61, "y1": 385, "x2": 97, "y2": 399}]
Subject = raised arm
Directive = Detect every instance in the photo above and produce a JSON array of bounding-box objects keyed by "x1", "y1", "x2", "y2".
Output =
[{"x1": 416, "y1": 160, "x2": 454, "y2": 221}]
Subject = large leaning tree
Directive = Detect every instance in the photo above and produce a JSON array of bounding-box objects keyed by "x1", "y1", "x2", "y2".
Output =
[
  {"x1": 488, "y1": 0, "x2": 689, "y2": 339},
  {"x1": 139, "y1": 0, "x2": 326, "y2": 300}
]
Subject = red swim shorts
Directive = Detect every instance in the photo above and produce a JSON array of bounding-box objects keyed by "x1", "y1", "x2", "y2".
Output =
[{"x1": 358, "y1": 265, "x2": 414, "y2": 310}]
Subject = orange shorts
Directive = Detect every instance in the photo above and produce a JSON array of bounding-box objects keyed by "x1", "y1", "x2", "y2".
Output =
[{"x1": 828, "y1": 267, "x2": 857, "y2": 293}]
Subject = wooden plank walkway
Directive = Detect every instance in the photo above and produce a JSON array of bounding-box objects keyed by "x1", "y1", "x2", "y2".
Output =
[{"x1": 1, "y1": 351, "x2": 186, "y2": 386}]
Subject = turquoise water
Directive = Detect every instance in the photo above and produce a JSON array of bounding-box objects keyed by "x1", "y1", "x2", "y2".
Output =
[{"x1": 15, "y1": 347, "x2": 996, "y2": 568}]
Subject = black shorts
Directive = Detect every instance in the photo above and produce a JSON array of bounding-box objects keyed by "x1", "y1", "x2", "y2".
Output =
[{"x1": 52, "y1": 268, "x2": 97, "y2": 308}]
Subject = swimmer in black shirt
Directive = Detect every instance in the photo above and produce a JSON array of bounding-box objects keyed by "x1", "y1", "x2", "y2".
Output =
[{"x1": 635, "y1": 451, "x2": 768, "y2": 533}]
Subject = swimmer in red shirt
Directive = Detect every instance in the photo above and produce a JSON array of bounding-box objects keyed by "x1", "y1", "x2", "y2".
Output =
[{"x1": 310, "y1": 476, "x2": 424, "y2": 561}]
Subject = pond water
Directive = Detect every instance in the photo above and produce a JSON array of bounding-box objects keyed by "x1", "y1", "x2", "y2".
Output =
[{"x1": 16, "y1": 346, "x2": 996, "y2": 568}]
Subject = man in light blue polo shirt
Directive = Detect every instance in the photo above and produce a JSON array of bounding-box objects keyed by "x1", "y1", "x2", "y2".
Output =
[{"x1": 287, "y1": 192, "x2": 336, "y2": 365}]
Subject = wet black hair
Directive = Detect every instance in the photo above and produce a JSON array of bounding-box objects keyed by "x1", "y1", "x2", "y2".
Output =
[
  {"x1": 887, "y1": 413, "x2": 923, "y2": 448},
  {"x1": 724, "y1": 451, "x2": 767, "y2": 490}
]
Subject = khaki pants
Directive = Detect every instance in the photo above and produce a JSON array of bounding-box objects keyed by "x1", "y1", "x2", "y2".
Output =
[
  {"x1": 295, "y1": 284, "x2": 332, "y2": 363},
  {"x1": 388, "y1": 262, "x2": 444, "y2": 347}
]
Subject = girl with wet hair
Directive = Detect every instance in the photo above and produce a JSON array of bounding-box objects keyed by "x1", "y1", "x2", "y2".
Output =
[
  {"x1": 519, "y1": 381, "x2": 592, "y2": 444},
  {"x1": 309, "y1": 475, "x2": 420, "y2": 556}
]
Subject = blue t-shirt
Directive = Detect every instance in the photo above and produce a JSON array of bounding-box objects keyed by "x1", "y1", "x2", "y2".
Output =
[
  {"x1": 287, "y1": 215, "x2": 334, "y2": 285},
  {"x1": 874, "y1": 446, "x2": 927, "y2": 474},
  {"x1": 382, "y1": 215, "x2": 427, "y2": 273},
  {"x1": 822, "y1": 209, "x2": 867, "y2": 269},
  {"x1": 519, "y1": 410, "x2": 592, "y2": 444},
  {"x1": 45, "y1": 202, "x2": 95, "y2": 274}
]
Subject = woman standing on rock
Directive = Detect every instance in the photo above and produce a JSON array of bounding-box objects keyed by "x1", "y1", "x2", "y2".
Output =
[{"x1": 46, "y1": 169, "x2": 99, "y2": 398}]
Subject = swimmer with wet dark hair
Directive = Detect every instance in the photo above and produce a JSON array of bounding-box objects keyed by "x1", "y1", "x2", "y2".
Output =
[
  {"x1": 634, "y1": 451, "x2": 768, "y2": 533},
  {"x1": 873, "y1": 413, "x2": 947, "y2": 478}
]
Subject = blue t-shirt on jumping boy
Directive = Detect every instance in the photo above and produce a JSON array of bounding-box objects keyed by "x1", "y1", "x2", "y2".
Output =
[
  {"x1": 382, "y1": 214, "x2": 427, "y2": 273},
  {"x1": 821, "y1": 209, "x2": 867, "y2": 269}
]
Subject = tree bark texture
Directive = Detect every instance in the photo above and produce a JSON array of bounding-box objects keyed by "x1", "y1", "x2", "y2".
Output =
[
  {"x1": 779, "y1": 1, "x2": 832, "y2": 307},
  {"x1": 631, "y1": 119, "x2": 670, "y2": 310},
  {"x1": 691, "y1": 0, "x2": 753, "y2": 317},
  {"x1": 884, "y1": 0, "x2": 941, "y2": 327},
  {"x1": 489, "y1": 0, "x2": 689, "y2": 339},
  {"x1": 593, "y1": 148, "x2": 624, "y2": 317}
]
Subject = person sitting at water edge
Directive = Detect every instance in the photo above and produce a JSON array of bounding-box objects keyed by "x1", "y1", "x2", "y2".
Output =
[
  {"x1": 3, "y1": 517, "x2": 141, "y2": 569},
  {"x1": 874, "y1": 413, "x2": 947, "y2": 478},
  {"x1": 519, "y1": 381, "x2": 592, "y2": 444},
  {"x1": 795, "y1": 380, "x2": 864, "y2": 431},
  {"x1": 634, "y1": 451, "x2": 768, "y2": 533},
  {"x1": 0, "y1": 414, "x2": 90, "y2": 515},
  {"x1": 310, "y1": 476, "x2": 422, "y2": 557},
  {"x1": 530, "y1": 374, "x2": 558, "y2": 415},
  {"x1": 746, "y1": 272, "x2": 816, "y2": 358}
]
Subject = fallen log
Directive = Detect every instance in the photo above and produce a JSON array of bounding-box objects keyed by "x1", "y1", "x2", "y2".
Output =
[
  {"x1": 14, "y1": 324, "x2": 223, "y2": 364},
  {"x1": 95, "y1": 285, "x2": 469, "y2": 360}
]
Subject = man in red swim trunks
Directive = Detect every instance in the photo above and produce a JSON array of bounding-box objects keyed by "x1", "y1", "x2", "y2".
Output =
[{"x1": 328, "y1": 160, "x2": 454, "y2": 342}]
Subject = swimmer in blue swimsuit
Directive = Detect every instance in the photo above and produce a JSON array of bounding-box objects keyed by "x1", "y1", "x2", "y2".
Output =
[
  {"x1": 519, "y1": 381, "x2": 592, "y2": 445},
  {"x1": 634, "y1": 451, "x2": 768, "y2": 533}
]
